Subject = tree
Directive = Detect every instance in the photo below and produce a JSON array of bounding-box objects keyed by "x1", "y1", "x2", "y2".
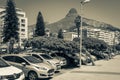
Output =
[
  {"x1": 35, "y1": 12, "x2": 45, "y2": 36},
  {"x1": 25, "y1": 36, "x2": 79, "y2": 53},
  {"x1": 58, "y1": 29, "x2": 64, "y2": 39},
  {"x1": 74, "y1": 15, "x2": 81, "y2": 37},
  {"x1": 3, "y1": 0, "x2": 19, "y2": 54},
  {"x1": 8, "y1": 38, "x2": 15, "y2": 54},
  {"x1": 73, "y1": 37, "x2": 108, "y2": 51},
  {"x1": 3, "y1": 0, "x2": 19, "y2": 43}
]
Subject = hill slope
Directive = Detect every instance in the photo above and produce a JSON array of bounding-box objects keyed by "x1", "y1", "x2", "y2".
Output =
[
  {"x1": 46, "y1": 8, "x2": 120, "y2": 32},
  {"x1": 29, "y1": 8, "x2": 120, "y2": 33}
]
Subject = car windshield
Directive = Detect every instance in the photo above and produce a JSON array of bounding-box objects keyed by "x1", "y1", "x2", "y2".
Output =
[
  {"x1": 0, "y1": 58, "x2": 10, "y2": 67},
  {"x1": 24, "y1": 56, "x2": 42, "y2": 63},
  {"x1": 40, "y1": 54, "x2": 53, "y2": 60}
]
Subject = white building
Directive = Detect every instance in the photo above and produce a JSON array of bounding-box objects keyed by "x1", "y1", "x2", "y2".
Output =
[
  {"x1": 64, "y1": 32, "x2": 79, "y2": 41},
  {"x1": 87, "y1": 28, "x2": 119, "y2": 45},
  {"x1": 0, "y1": 7, "x2": 28, "y2": 46}
]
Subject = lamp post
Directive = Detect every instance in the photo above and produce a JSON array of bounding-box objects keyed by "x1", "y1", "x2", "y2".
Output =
[
  {"x1": 75, "y1": 15, "x2": 81, "y2": 67},
  {"x1": 78, "y1": 0, "x2": 90, "y2": 68}
]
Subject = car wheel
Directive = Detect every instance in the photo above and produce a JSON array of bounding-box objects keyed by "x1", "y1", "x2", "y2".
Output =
[{"x1": 28, "y1": 72, "x2": 38, "y2": 80}]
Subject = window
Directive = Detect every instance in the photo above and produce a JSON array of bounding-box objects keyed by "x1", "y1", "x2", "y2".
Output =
[
  {"x1": 21, "y1": 24, "x2": 25, "y2": 27},
  {"x1": 21, "y1": 39, "x2": 26, "y2": 42},
  {"x1": 21, "y1": 19, "x2": 25, "y2": 23},
  {"x1": 21, "y1": 29, "x2": 25, "y2": 32},
  {"x1": 3, "y1": 56, "x2": 29, "y2": 65},
  {"x1": 24, "y1": 56, "x2": 42, "y2": 63},
  {"x1": 2, "y1": 56, "x2": 15, "y2": 62},
  {"x1": 21, "y1": 33, "x2": 25, "y2": 36},
  {"x1": 17, "y1": 14, "x2": 24, "y2": 17},
  {"x1": 14, "y1": 56, "x2": 27, "y2": 64},
  {"x1": 0, "y1": 58, "x2": 10, "y2": 67},
  {"x1": 40, "y1": 54, "x2": 53, "y2": 60},
  {"x1": 32, "y1": 54, "x2": 43, "y2": 61},
  {"x1": 0, "y1": 11, "x2": 6, "y2": 15}
]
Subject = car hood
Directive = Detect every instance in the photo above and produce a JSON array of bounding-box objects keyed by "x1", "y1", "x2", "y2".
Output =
[
  {"x1": 32, "y1": 62, "x2": 53, "y2": 70},
  {"x1": 0, "y1": 66, "x2": 22, "y2": 76},
  {"x1": 46, "y1": 59, "x2": 60, "y2": 64}
]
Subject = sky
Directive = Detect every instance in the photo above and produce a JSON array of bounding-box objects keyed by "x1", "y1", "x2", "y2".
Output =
[{"x1": 0, "y1": 0, "x2": 120, "y2": 28}]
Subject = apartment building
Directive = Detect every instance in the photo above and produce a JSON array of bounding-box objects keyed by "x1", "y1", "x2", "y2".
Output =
[
  {"x1": 87, "y1": 28, "x2": 119, "y2": 45},
  {"x1": 64, "y1": 32, "x2": 79, "y2": 41},
  {"x1": 0, "y1": 7, "x2": 28, "y2": 46}
]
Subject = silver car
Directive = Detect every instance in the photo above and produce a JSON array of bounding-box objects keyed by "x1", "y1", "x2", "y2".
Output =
[
  {"x1": 0, "y1": 58, "x2": 25, "y2": 80},
  {"x1": 27, "y1": 53, "x2": 62, "y2": 71},
  {"x1": 1, "y1": 54, "x2": 55, "y2": 80}
]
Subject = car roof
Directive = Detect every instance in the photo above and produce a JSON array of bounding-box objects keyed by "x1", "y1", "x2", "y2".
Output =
[
  {"x1": 1, "y1": 53, "x2": 30, "y2": 57},
  {"x1": 26, "y1": 52, "x2": 46, "y2": 55}
]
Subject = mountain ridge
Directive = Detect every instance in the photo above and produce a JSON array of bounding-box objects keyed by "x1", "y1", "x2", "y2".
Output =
[{"x1": 29, "y1": 8, "x2": 120, "y2": 33}]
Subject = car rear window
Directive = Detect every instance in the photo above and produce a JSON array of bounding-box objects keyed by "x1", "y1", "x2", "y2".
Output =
[
  {"x1": 40, "y1": 54, "x2": 53, "y2": 60},
  {"x1": 24, "y1": 56, "x2": 42, "y2": 63}
]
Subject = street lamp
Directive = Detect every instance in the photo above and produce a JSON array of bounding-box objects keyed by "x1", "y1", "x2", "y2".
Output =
[{"x1": 79, "y1": 0, "x2": 90, "y2": 68}]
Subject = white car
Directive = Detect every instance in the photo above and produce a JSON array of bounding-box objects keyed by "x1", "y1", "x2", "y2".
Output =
[
  {"x1": 1, "y1": 54, "x2": 55, "y2": 80},
  {"x1": 27, "y1": 53, "x2": 62, "y2": 71},
  {"x1": 0, "y1": 58, "x2": 25, "y2": 80},
  {"x1": 50, "y1": 53, "x2": 67, "y2": 67}
]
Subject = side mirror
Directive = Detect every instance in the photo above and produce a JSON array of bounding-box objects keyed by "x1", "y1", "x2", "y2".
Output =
[{"x1": 21, "y1": 62, "x2": 26, "y2": 67}]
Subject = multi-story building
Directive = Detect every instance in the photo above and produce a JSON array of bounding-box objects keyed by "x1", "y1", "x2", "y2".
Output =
[
  {"x1": 0, "y1": 6, "x2": 28, "y2": 46},
  {"x1": 64, "y1": 32, "x2": 79, "y2": 41},
  {"x1": 87, "y1": 28, "x2": 119, "y2": 45}
]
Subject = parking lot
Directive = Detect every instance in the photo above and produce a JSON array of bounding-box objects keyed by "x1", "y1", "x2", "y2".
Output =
[{"x1": 51, "y1": 55, "x2": 120, "y2": 80}]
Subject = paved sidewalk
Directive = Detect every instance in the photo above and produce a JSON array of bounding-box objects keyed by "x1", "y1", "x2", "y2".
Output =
[{"x1": 51, "y1": 55, "x2": 120, "y2": 80}]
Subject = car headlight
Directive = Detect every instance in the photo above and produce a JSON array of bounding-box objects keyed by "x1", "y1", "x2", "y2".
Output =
[{"x1": 35, "y1": 66, "x2": 47, "y2": 70}]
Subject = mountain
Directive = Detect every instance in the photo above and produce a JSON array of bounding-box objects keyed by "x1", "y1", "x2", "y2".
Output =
[
  {"x1": 29, "y1": 8, "x2": 120, "y2": 33},
  {"x1": 46, "y1": 8, "x2": 120, "y2": 32}
]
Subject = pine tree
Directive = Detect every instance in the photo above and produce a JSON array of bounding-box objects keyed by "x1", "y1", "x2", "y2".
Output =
[
  {"x1": 58, "y1": 29, "x2": 64, "y2": 39},
  {"x1": 3, "y1": 0, "x2": 19, "y2": 43},
  {"x1": 35, "y1": 12, "x2": 45, "y2": 36}
]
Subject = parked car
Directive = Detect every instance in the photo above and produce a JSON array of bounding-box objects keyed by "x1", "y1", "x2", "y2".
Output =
[
  {"x1": 91, "y1": 50, "x2": 109, "y2": 60},
  {"x1": 50, "y1": 53, "x2": 80, "y2": 67},
  {"x1": 75, "y1": 53, "x2": 91, "y2": 65},
  {"x1": 1, "y1": 54, "x2": 55, "y2": 80},
  {"x1": 0, "y1": 57, "x2": 25, "y2": 80},
  {"x1": 81, "y1": 54, "x2": 97, "y2": 64},
  {"x1": 50, "y1": 53, "x2": 67, "y2": 68},
  {"x1": 50, "y1": 52, "x2": 96, "y2": 67},
  {"x1": 90, "y1": 55, "x2": 97, "y2": 61},
  {"x1": 27, "y1": 53, "x2": 62, "y2": 71}
]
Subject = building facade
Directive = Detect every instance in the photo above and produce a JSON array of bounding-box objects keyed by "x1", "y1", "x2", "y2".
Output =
[
  {"x1": 64, "y1": 32, "x2": 79, "y2": 41},
  {"x1": 87, "y1": 28, "x2": 119, "y2": 45},
  {"x1": 0, "y1": 7, "x2": 28, "y2": 46}
]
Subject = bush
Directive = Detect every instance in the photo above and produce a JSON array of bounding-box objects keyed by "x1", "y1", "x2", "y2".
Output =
[{"x1": 25, "y1": 37, "x2": 79, "y2": 54}]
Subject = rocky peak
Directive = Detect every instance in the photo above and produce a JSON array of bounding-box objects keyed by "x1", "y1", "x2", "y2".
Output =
[
  {"x1": 66, "y1": 8, "x2": 78, "y2": 17},
  {"x1": 69, "y1": 8, "x2": 77, "y2": 14}
]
